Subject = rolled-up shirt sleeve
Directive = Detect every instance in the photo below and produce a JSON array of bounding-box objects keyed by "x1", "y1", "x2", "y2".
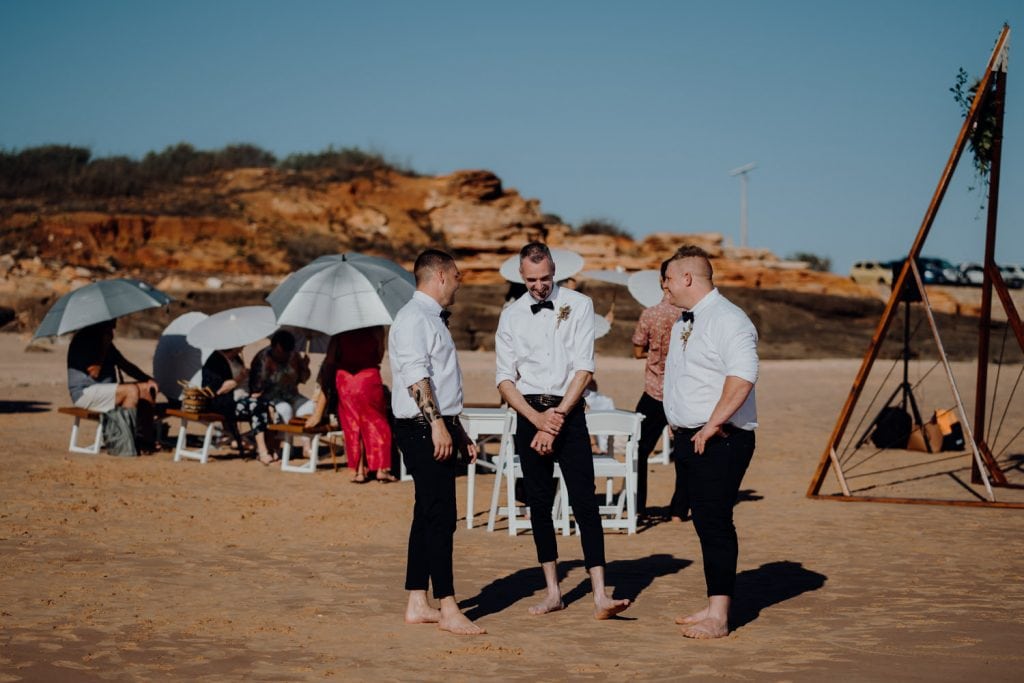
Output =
[
  {"x1": 391, "y1": 320, "x2": 431, "y2": 389},
  {"x1": 718, "y1": 317, "x2": 759, "y2": 385},
  {"x1": 494, "y1": 311, "x2": 517, "y2": 386},
  {"x1": 570, "y1": 297, "x2": 596, "y2": 374}
]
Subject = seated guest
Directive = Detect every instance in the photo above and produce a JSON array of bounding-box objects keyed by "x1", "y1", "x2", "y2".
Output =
[
  {"x1": 305, "y1": 325, "x2": 394, "y2": 483},
  {"x1": 249, "y1": 330, "x2": 314, "y2": 424},
  {"x1": 202, "y1": 346, "x2": 276, "y2": 465},
  {"x1": 67, "y1": 320, "x2": 159, "y2": 448},
  {"x1": 68, "y1": 321, "x2": 158, "y2": 411}
]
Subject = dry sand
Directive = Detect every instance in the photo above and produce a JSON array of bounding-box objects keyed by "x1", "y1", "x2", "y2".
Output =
[{"x1": 2, "y1": 332, "x2": 1024, "y2": 681}]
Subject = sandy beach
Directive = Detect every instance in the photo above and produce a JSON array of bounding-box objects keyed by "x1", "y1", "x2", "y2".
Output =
[{"x1": 2, "y1": 331, "x2": 1024, "y2": 681}]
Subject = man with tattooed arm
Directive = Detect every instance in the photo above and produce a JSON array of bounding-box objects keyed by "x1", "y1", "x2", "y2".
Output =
[{"x1": 387, "y1": 249, "x2": 485, "y2": 636}]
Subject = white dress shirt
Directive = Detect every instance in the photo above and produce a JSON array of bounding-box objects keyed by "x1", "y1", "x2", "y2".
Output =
[
  {"x1": 663, "y1": 288, "x2": 759, "y2": 430},
  {"x1": 495, "y1": 285, "x2": 597, "y2": 396},
  {"x1": 388, "y1": 291, "x2": 465, "y2": 419}
]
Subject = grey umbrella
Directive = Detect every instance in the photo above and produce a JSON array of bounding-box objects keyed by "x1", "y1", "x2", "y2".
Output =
[
  {"x1": 33, "y1": 278, "x2": 173, "y2": 339},
  {"x1": 267, "y1": 253, "x2": 415, "y2": 335}
]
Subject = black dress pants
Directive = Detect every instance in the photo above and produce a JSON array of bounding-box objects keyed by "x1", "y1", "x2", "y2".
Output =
[
  {"x1": 396, "y1": 417, "x2": 460, "y2": 600},
  {"x1": 516, "y1": 400, "x2": 606, "y2": 570},
  {"x1": 673, "y1": 425, "x2": 754, "y2": 597}
]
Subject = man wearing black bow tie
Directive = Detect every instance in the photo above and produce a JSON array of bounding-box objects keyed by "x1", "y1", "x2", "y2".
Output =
[
  {"x1": 662, "y1": 245, "x2": 758, "y2": 640},
  {"x1": 389, "y1": 249, "x2": 484, "y2": 636},
  {"x1": 495, "y1": 242, "x2": 630, "y2": 619}
]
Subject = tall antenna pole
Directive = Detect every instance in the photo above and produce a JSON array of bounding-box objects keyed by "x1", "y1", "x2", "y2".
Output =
[{"x1": 729, "y1": 162, "x2": 757, "y2": 248}]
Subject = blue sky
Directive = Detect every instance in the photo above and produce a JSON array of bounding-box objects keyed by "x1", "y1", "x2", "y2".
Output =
[{"x1": 1, "y1": 1, "x2": 1021, "y2": 275}]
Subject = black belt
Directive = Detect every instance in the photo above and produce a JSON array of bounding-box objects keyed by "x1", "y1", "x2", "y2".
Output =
[
  {"x1": 524, "y1": 394, "x2": 563, "y2": 409},
  {"x1": 395, "y1": 415, "x2": 462, "y2": 428},
  {"x1": 672, "y1": 423, "x2": 741, "y2": 439}
]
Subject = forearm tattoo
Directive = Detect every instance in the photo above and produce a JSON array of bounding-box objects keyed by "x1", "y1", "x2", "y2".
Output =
[{"x1": 410, "y1": 379, "x2": 442, "y2": 422}]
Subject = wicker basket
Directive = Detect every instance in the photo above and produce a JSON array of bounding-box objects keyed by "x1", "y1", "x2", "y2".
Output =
[{"x1": 181, "y1": 387, "x2": 210, "y2": 413}]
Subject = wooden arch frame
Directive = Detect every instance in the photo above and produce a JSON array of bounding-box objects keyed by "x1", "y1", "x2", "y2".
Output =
[{"x1": 807, "y1": 25, "x2": 1024, "y2": 508}]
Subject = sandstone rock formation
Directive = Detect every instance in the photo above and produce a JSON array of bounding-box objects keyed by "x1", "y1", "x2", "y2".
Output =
[{"x1": 1, "y1": 164, "x2": 964, "y2": 336}]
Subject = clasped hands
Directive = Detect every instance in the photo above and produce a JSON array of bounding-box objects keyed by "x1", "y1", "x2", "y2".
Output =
[{"x1": 530, "y1": 408, "x2": 565, "y2": 456}]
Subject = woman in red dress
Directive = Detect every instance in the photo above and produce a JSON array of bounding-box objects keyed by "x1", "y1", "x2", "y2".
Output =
[{"x1": 306, "y1": 325, "x2": 395, "y2": 482}]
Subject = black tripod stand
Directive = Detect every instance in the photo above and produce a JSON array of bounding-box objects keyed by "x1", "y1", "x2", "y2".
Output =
[{"x1": 856, "y1": 297, "x2": 930, "y2": 451}]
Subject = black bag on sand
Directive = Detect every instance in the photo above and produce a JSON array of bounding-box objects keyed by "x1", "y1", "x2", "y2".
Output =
[{"x1": 871, "y1": 407, "x2": 912, "y2": 449}]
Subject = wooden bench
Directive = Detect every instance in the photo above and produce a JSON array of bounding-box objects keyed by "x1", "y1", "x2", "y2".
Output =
[
  {"x1": 166, "y1": 408, "x2": 228, "y2": 464},
  {"x1": 267, "y1": 419, "x2": 343, "y2": 474},
  {"x1": 58, "y1": 407, "x2": 104, "y2": 454}
]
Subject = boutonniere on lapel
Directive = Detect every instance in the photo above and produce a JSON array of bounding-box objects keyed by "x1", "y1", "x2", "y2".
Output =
[
  {"x1": 680, "y1": 311, "x2": 695, "y2": 350},
  {"x1": 680, "y1": 324, "x2": 693, "y2": 350},
  {"x1": 557, "y1": 304, "x2": 571, "y2": 327}
]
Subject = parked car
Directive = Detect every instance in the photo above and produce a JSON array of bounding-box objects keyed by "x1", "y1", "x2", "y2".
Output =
[
  {"x1": 850, "y1": 260, "x2": 893, "y2": 286},
  {"x1": 918, "y1": 257, "x2": 963, "y2": 285},
  {"x1": 999, "y1": 264, "x2": 1024, "y2": 289},
  {"x1": 959, "y1": 262, "x2": 985, "y2": 286}
]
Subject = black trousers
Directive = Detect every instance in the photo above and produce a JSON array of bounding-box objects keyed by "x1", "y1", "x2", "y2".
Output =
[
  {"x1": 673, "y1": 425, "x2": 754, "y2": 597},
  {"x1": 634, "y1": 391, "x2": 687, "y2": 515},
  {"x1": 516, "y1": 400, "x2": 606, "y2": 570},
  {"x1": 396, "y1": 417, "x2": 461, "y2": 600}
]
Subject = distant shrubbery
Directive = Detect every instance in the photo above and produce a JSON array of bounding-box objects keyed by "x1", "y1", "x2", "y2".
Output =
[
  {"x1": 572, "y1": 217, "x2": 632, "y2": 239},
  {"x1": 0, "y1": 142, "x2": 416, "y2": 200},
  {"x1": 788, "y1": 251, "x2": 832, "y2": 272}
]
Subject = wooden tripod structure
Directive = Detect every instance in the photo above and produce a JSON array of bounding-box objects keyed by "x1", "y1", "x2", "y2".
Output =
[{"x1": 807, "y1": 25, "x2": 1024, "y2": 508}]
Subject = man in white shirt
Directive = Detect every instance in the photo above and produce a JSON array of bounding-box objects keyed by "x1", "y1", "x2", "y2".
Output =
[
  {"x1": 662, "y1": 245, "x2": 758, "y2": 640},
  {"x1": 495, "y1": 242, "x2": 631, "y2": 619},
  {"x1": 389, "y1": 249, "x2": 485, "y2": 636}
]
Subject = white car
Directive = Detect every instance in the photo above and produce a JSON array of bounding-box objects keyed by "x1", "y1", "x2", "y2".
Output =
[
  {"x1": 850, "y1": 260, "x2": 893, "y2": 286},
  {"x1": 959, "y1": 262, "x2": 984, "y2": 286},
  {"x1": 999, "y1": 264, "x2": 1024, "y2": 289}
]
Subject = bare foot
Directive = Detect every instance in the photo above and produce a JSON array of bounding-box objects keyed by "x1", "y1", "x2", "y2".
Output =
[
  {"x1": 438, "y1": 611, "x2": 486, "y2": 635},
  {"x1": 674, "y1": 605, "x2": 710, "y2": 625},
  {"x1": 681, "y1": 616, "x2": 728, "y2": 639},
  {"x1": 404, "y1": 604, "x2": 441, "y2": 625},
  {"x1": 594, "y1": 596, "x2": 631, "y2": 620},
  {"x1": 528, "y1": 594, "x2": 565, "y2": 615}
]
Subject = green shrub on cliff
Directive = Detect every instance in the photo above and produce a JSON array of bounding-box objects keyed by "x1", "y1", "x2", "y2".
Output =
[{"x1": 0, "y1": 142, "x2": 415, "y2": 202}]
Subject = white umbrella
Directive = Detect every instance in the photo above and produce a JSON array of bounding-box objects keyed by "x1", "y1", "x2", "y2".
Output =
[
  {"x1": 580, "y1": 269, "x2": 631, "y2": 286},
  {"x1": 186, "y1": 306, "x2": 278, "y2": 351},
  {"x1": 153, "y1": 312, "x2": 212, "y2": 401},
  {"x1": 627, "y1": 270, "x2": 665, "y2": 308},
  {"x1": 33, "y1": 278, "x2": 172, "y2": 339},
  {"x1": 267, "y1": 253, "x2": 415, "y2": 335},
  {"x1": 499, "y1": 248, "x2": 584, "y2": 284}
]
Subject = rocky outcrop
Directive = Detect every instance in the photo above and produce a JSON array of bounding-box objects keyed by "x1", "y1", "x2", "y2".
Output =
[{"x1": 1, "y1": 164, "x2": 950, "y2": 336}]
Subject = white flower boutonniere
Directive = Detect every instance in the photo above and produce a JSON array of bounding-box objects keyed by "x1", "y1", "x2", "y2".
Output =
[{"x1": 557, "y1": 304, "x2": 571, "y2": 327}]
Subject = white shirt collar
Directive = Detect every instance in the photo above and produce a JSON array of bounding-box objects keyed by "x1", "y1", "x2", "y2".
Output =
[
  {"x1": 688, "y1": 287, "x2": 720, "y2": 318},
  {"x1": 413, "y1": 290, "x2": 443, "y2": 314}
]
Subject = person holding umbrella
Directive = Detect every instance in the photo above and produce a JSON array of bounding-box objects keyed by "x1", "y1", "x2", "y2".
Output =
[
  {"x1": 67, "y1": 320, "x2": 159, "y2": 447},
  {"x1": 305, "y1": 325, "x2": 394, "y2": 483},
  {"x1": 188, "y1": 306, "x2": 280, "y2": 465}
]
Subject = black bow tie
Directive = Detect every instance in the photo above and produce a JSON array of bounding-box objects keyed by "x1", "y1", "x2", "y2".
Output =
[
  {"x1": 530, "y1": 300, "x2": 555, "y2": 315},
  {"x1": 681, "y1": 311, "x2": 695, "y2": 323},
  {"x1": 439, "y1": 310, "x2": 452, "y2": 327}
]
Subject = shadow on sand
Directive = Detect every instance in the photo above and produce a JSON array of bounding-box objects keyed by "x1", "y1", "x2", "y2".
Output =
[
  {"x1": 461, "y1": 553, "x2": 690, "y2": 621},
  {"x1": 730, "y1": 561, "x2": 827, "y2": 631},
  {"x1": 0, "y1": 400, "x2": 51, "y2": 414}
]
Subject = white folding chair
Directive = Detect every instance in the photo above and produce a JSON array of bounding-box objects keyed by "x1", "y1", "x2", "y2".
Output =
[
  {"x1": 560, "y1": 410, "x2": 644, "y2": 534},
  {"x1": 486, "y1": 409, "x2": 569, "y2": 536},
  {"x1": 460, "y1": 407, "x2": 506, "y2": 529}
]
